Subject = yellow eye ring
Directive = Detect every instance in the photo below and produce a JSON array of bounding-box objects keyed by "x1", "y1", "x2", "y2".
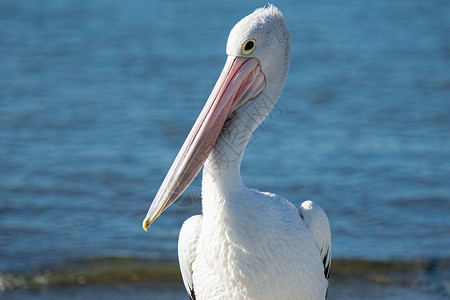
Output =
[{"x1": 241, "y1": 39, "x2": 256, "y2": 55}]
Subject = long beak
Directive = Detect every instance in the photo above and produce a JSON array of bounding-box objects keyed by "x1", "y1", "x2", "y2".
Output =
[{"x1": 143, "y1": 56, "x2": 265, "y2": 231}]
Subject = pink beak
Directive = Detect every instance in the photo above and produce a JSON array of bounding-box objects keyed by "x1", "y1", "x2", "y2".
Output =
[{"x1": 143, "y1": 56, "x2": 265, "y2": 230}]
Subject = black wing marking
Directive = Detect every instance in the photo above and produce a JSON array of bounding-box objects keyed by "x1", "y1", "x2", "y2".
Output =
[{"x1": 190, "y1": 285, "x2": 196, "y2": 300}]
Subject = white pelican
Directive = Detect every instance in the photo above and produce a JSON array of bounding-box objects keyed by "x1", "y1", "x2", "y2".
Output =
[{"x1": 143, "y1": 5, "x2": 331, "y2": 300}]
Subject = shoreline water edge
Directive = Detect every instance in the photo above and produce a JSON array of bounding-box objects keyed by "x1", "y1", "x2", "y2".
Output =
[{"x1": 1, "y1": 257, "x2": 448, "y2": 299}]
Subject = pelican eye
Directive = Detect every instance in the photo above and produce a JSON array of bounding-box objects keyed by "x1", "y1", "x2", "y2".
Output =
[{"x1": 241, "y1": 39, "x2": 256, "y2": 55}]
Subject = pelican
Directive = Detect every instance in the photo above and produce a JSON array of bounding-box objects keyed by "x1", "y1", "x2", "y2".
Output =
[{"x1": 143, "y1": 5, "x2": 331, "y2": 300}]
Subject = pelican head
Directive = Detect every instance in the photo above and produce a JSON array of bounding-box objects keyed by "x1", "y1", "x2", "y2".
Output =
[
  {"x1": 227, "y1": 5, "x2": 290, "y2": 105},
  {"x1": 143, "y1": 5, "x2": 291, "y2": 230}
]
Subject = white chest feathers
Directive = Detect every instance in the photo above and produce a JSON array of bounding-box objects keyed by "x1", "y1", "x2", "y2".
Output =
[{"x1": 179, "y1": 189, "x2": 329, "y2": 300}]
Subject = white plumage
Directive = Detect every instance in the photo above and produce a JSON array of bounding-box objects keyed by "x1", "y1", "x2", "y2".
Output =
[{"x1": 144, "y1": 5, "x2": 331, "y2": 300}]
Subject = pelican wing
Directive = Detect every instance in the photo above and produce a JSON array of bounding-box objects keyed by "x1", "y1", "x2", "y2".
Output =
[
  {"x1": 299, "y1": 201, "x2": 332, "y2": 280},
  {"x1": 178, "y1": 215, "x2": 202, "y2": 300}
]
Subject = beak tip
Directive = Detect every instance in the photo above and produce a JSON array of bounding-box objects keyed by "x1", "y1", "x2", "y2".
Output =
[{"x1": 142, "y1": 218, "x2": 150, "y2": 232}]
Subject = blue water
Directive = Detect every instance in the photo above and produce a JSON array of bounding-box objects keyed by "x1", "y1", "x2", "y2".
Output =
[{"x1": 1, "y1": 0, "x2": 449, "y2": 273}]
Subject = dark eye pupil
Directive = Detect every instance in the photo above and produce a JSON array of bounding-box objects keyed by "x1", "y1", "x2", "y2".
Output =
[{"x1": 245, "y1": 41, "x2": 254, "y2": 51}]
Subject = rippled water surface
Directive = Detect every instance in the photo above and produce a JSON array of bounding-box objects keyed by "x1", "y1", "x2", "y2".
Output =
[{"x1": 1, "y1": 0, "x2": 449, "y2": 275}]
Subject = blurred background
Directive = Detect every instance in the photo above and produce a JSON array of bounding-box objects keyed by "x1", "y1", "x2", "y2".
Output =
[{"x1": 1, "y1": 0, "x2": 449, "y2": 299}]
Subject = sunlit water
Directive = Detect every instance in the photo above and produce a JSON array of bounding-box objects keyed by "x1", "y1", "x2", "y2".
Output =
[{"x1": 1, "y1": 0, "x2": 449, "y2": 275}]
